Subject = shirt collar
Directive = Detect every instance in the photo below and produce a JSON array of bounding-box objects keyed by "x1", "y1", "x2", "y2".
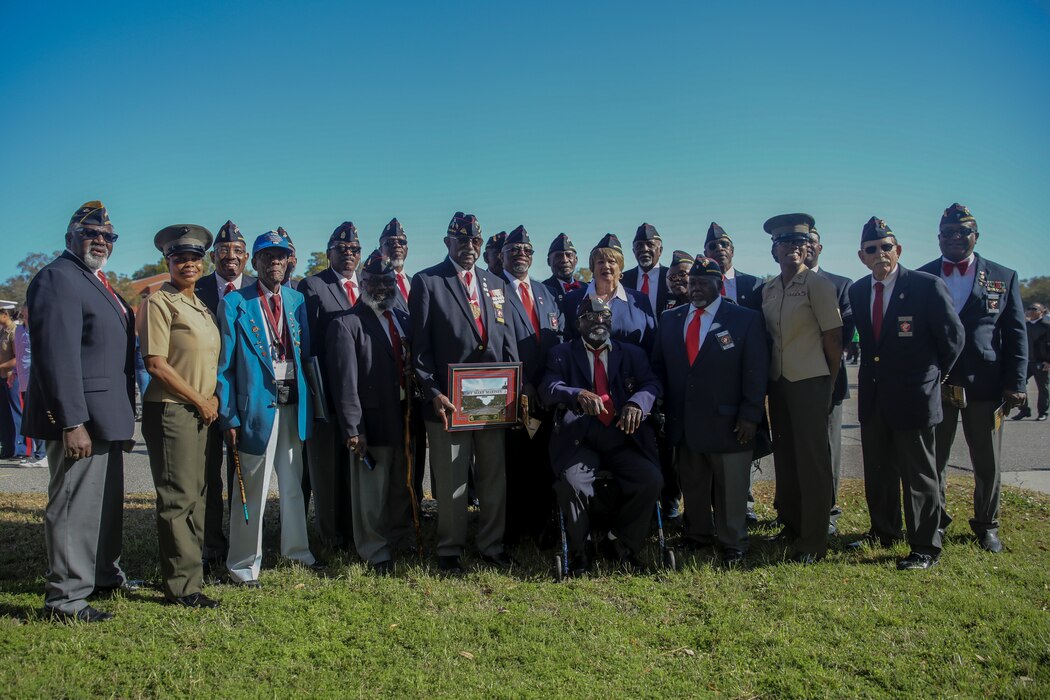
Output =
[
  {"x1": 722, "y1": 266, "x2": 736, "y2": 280},
  {"x1": 689, "y1": 296, "x2": 721, "y2": 318},
  {"x1": 940, "y1": 253, "x2": 976, "y2": 267},
  {"x1": 871, "y1": 265, "x2": 900, "y2": 288},
  {"x1": 585, "y1": 280, "x2": 628, "y2": 302},
  {"x1": 217, "y1": 272, "x2": 243, "y2": 289},
  {"x1": 448, "y1": 257, "x2": 475, "y2": 277},
  {"x1": 334, "y1": 270, "x2": 358, "y2": 286}
]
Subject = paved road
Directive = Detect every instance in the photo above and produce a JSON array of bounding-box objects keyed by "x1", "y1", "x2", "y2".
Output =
[{"x1": 2, "y1": 365, "x2": 1048, "y2": 494}]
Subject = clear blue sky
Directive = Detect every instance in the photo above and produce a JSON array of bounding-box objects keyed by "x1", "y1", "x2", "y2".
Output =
[{"x1": 2, "y1": 1, "x2": 1048, "y2": 282}]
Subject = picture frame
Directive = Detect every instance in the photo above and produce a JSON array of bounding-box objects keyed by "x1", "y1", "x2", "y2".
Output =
[{"x1": 446, "y1": 362, "x2": 522, "y2": 431}]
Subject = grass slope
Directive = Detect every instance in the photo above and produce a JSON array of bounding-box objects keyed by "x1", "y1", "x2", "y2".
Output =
[{"x1": 1, "y1": 479, "x2": 1048, "y2": 699}]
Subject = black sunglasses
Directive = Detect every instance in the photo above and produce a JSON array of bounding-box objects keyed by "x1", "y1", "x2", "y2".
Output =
[
  {"x1": 506, "y1": 245, "x2": 534, "y2": 256},
  {"x1": 863, "y1": 243, "x2": 896, "y2": 254},
  {"x1": 74, "y1": 228, "x2": 118, "y2": 243},
  {"x1": 330, "y1": 245, "x2": 362, "y2": 255}
]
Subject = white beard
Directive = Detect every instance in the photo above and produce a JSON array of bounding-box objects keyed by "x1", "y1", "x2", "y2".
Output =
[{"x1": 80, "y1": 249, "x2": 109, "y2": 271}]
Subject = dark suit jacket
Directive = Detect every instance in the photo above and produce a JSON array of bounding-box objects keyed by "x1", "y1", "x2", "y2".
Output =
[
  {"x1": 326, "y1": 304, "x2": 409, "y2": 447},
  {"x1": 297, "y1": 268, "x2": 357, "y2": 409},
  {"x1": 622, "y1": 266, "x2": 669, "y2": 323},
  {"x1": 195, "y1": 271, "x2": 257, "y2": 316},
  {"x1": 849, "y1": 266, "x2": 964, "y2": 429},
  {"x1": 562, "y1": 286, "x2": 657, "y2": 353},
  {"x1": 732, "y1": 270, "x2": 764, "y2": 311},
  {"x1": 542, "y1": 274, "x2": 581, "y2": 314},
  {"x1": 540, "y1": 339, "x2": 661, "y2": 472},
  {"x1": 652, "y1": 301, "x2": 768, "y2": 453},
  {"x1": 1026, "y1": 317, "x2": 1050, "y2": 365},
  {"x1": 23, "y1": 251, "x2": 136, "y2": 441},
  {"x1": 409, "y1": 258, "x2": 519, "y2": 423},
  {"x1": 814, "y1": 267, "x2": 854, "y2": 403},
  {"x1": 917, "y1": 254, "x2": 1028, "y2": 401},
  {"x1": 502, "y1": 274, "x2": 565, "y2": 389}
]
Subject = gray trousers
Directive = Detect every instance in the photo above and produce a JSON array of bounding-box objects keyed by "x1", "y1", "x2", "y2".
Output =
[
  {"x1": 769, "y1": 376, "x2": 834, "y2": 556},
  {"x1": 351, "y1": 444, "x2": 416, "y2": 564},
  {"x1": 425, "y1": 422, "x2": 506, "y2": 557},
  {"x1": 44, "y1": 439, "x2": 126, "y2": 613},
  {"x1": 142, "y1": 402, "x2": 209, "y2": 599},
  {"x1": 935, "y1": 399, "x2": 1001, "y2": 536},
  {"x1": 861, "y1": 413, "x2": 942, "y2": 554},
  {"x1": 304, "y1": 420, "x2": 352, "y2": 548},
  {"x1": 677, "y1": 446, "x2": 751, "y2": 553}
]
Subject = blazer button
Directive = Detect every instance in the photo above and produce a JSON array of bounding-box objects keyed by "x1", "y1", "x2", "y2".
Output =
[
  {"x1": 574, "y1": 440, "x2": 580, "y2": 445},
  {"x1": 478, "y1": 345, "x2": 484, "y2": 350},
  {"x1": 874, "y1": 356, "x2": 880, "y2": 362}
]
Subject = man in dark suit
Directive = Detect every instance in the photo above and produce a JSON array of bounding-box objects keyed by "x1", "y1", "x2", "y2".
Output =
[
  {"x1": 917, "y1": 203, "x2": 1028, "y2": 553},
  {"x1": 804, "y1": 226, "x2": 854, "y2": 532},
  {"x1": 24, "y1": 201, "x2": 137, "y2": 622},
  {"x1": 542, "y1": 233, "x2": 581, "y2": 312},
  {"x1": 1016, "y1": 303, "x2": 1049, "y2": 421},
  {"x1": 622, "y1": 223, "x2": 669, "y2": 322},
  {"x1": 661, "y1": 250, "x2": 694, "y2": 315},
  {"x1": 409, "y1": 212, "x2": 520, "y2": 573},
  {"x1": 499, "y1": 226, "x2": 565, "y2": 544},
  {"x1": 848, "y1": 217, "x2": 964, "y2": 569},
  {"x1": 703, "y1": 222, "x2": 763, "y2": 311},
  {"x1": 541, "y1": 295, "x2": 663, "y2": 574},
  {"x1": 652, "y1": 257, "x2": 768, "y2": 567},
  {"x1": 194, "y1": 220, "x2": 255, "y2": 576},
  {"x1": 297, "y1": 221, "x2": 362, "y2": 550},
  {"x1": 326, "y1": 250, "x2": 415, "y2": 573}
]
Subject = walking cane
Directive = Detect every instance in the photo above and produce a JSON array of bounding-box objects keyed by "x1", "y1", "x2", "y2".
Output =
[
  {"x1": 227, "y1": 435, "x2": 250, "y2": 524},
  {"x1": 402, "y1": 341, "x2": 425, "y2": 557}
]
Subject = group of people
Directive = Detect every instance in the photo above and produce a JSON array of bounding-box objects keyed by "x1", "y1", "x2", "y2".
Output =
[{"x1": 20, "y1": 199, "x2": 1036, "y2": 623}]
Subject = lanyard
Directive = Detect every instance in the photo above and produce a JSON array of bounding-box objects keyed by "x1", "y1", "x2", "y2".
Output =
[{"x1": 257, "y1": 284, "x2": 288, "y2": 361}]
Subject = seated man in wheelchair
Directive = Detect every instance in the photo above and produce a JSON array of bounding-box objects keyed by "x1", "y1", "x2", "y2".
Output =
[{"x1": 540, "y1": 295, "x2": 664, "y2": 574}]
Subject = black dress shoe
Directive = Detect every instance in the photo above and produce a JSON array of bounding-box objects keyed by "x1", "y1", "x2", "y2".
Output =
[
  {"x1": 92, "y1": 579, "x2": 144, "y2": 598},
  {"x1": 1011, "y1": 408, "x2": 1031, "y2": 421},
  {"x1": 897, "y1": 552, "x2": 938, "y2": 570},
  {"x1": 370, "y1": 560, "x2": 395, "y2": 576},
  {"x1": 745, "y1": 508, "x2": 759, "y2": 527},
  {"x1": 1038, "y1": 413, "x2": 1048, "y2": 421},
  {"x1": 45, "y1": 605, "x2": 113, "y2": 623},
  {"x1": 845, "y1": 533, "x2": 897, "y2": 550},
  {"x1": 568, "y1": 553, "x2": 592, "y2": 577},
  {"x1": 235, "y1": 579, "x2": 262, "y2": 589},
  {"x1": 308, "y1": 559, "x2": 329, "y2": 572},
  {"x1": 481, "y1": 552, "x2": 517, "y2": 570},
  {"x1": 678, "y1": 536, "x2": 715, "y2": 551},
  {"x1": 790, "y1": 552, "x2": 823, "y2": 565},
  {"x1": 619, "y1": 552, "x2": 646, "y2": 574},
  {"x1": 721, "y1": 549, "x2": 746, "y2": 569},
  {"x1": 978, "y1": 531, "x2": 1003, "y2": 553},
  {"x1": 438, "y1": 555, "x2": 464, "y2": 574},
  {"x1": 765, "y1": 528, "x2": 794, "y2": 544},
  {"x1": 168, "y1": 592, "x2": 221, "y2": 609}
]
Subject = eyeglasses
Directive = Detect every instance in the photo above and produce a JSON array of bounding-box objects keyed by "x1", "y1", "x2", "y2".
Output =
[
  {"x1": 579, "y1": 311, "x2": 612, "y2": 322},
  {"x1": 330, "y1": 245, "x2": 362, "y2": 255},
  {"x1": 74, "y1": 228, "x2": 118, "y2": 243},
  {"x1": 776, "y1": 240, "x2": 806, "y2": 250},
  {"x1": 506, "y1": 246, "x2": 534, "y2": 256},
  {"x1": 863, "y1": 243, "x2": 896, "y2": 254},
  {"x1": 667, "y1": 271, "x2": 690, "y2": 281},
  {"x1": 382, "y1": 237, "x2": 408, "y2": 247},
  {"x1": 938, "y1": 229, "x2": 973, "y2": 240},
  {"x1": 705, "y1": 240, "x2": 732, "y2": 251}
]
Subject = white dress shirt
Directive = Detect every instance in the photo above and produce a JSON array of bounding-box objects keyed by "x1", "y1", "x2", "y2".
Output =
[
  {"x1": 940, "y1": 254, "x2": 976, "y2": 314},
  {"x1": 634, "y1": 265, "x2": 661, "y2": 312},
  {"x1": 683, "y1": 297, "x2": 722, "y2": 349},
  {"x1": 722, "y1": 267, "x2": 738, "y2": 302},
  {"x1": 870, "y1": 265, "x2": 899, "y2": 319}
]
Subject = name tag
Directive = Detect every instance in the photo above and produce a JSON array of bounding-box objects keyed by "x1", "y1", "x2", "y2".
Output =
[
  {"x1": 897, "y1": 316, "x2": 914, "y2": 337},
  {"x1": 273, "y1": 360, "x2": 295, "y2": 381},
  {"x1": 548, "y1": 312, "x2": 560, "y2": 331},
  {"x1": 716, "y1": 330, "x2": 735, "y2": 349}
]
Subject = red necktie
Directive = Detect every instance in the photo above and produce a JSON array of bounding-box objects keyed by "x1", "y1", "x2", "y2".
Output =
[
  {"x1": 396, "y1": 273, "x2": 409, "y2": 301},
  {"x1": 384, "y1": 310, "x2": 404, "y2": 389},
  {"x1": 224, "y1": 282, "x2": 235, "y2": 296},
  {"x1": 686, "y1": 308, "x2": 704, "y2": 365},
  {"x1": 590, "y1": 347, "x2": 615, "y2": 426},
  {"x1": 872, "y1": 281, "x2": 884, "y2": 343},
  {"x1": 463, "y1": 271, "x2": 486, "y2": 342},
  {"x1": 641, "y1": 273, "x2": 650, "y2": 297},
  {"x1": 942, "y1": 260, "x2": 969, "y2": 276},
  {"x1": 344, "y1": 280, "x2": 358, "y2": 306},
  {"x1": 719, "y1": 282, "x2": 726, "y2": 297},
  {"x1": 519, "y1": 282, "x2": 541, "y2": 337},
  {"x1": 96, "y1": 271, "x2": 126, "y2": 315}
]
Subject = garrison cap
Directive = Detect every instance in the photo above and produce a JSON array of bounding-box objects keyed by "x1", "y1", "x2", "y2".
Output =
[
  {"x1": 547, "y1": 233, "x2": 576, "y2": 255},
  {"x1": 861, "y1": 217, "x2": 893, "y2": 243},
  {"x1": 486, "y1": 231, "x2": 507, "y2": 250},
  {"x1": 576, "y1": 294, "x2": 612, "y2": 318},
  {"x1": 252, "y1": 230, "x2": 293, "y2": 256},
  {"x1": 689, "y1": 256, "x2": 724, "y2": 279},
  {"x1": 592, "y1": 233, "x2": 623, "y2": 254},
  {"x1": 328, "y1": 221, "x2": 360, "y2": 247},
  {"x1": 634, "y1": 222, "x2": 660, "y2": 242},
  {"x1": 670, "y1": 250, "x2": 694, "y2": 267},
  {"x1": 276, "y1": 226, "x2": 295, "y2": 251},
  {"x1": 68, "y1": 200, "x2": 113, "y2": 232},
  {"x1": 763, "y1": 213, "x2": 816, "y2": 241},
  {"x1": 448, "y1": 212, "x2": 482, "y2": 238},
  {"x1": 154, "y1": 224, "x2": 213, "y2": 258},
  {"x1": 380, "y1": 218, "x2": 406, "y2": 240},
  {"x1": 503, "y1": 226, "x2": 531, "y2": 250},
  {"x1": 216, "y1": 220, "x2": 245, "y2": 246},
  {"x1": 360, "y1": 249, "x2": 395, "y2": 276},
  {"x1": 940, "y1": 203, "x2": 977, "y2": 230},
  {"x1": 704, "y1": 222, "x2": 731, "y2": 245}
]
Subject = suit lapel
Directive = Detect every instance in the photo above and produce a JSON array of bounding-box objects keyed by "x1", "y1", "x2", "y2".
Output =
[
  {"x1": 80, "y1": 263, "x2": 128, "y2": 329},
  {"x1": 322, "y1": 268, "x2": 352, "y2": 311},
  {"x1": 692, "y1": 304, "x2": 725, "y2": 368},
  {"x1": 854, "y1": 277, "x2": 873, "y2": 341},
  {"x1": 503, "y1": 278, "x2": 533, "y2": 333},
  {"x1": 959, "y1": 255, "x2": 985, "y2": 317},
  {"x1": 235, "y1": 294, "x2": 276, "y2": 377},
  {"x1": 878, "y1": 268, "x2": 908, "y2": 347},
  {"x1": 360, "y1": 307, "x2": 395, "y2": 360},
  {"x1": 572, "y1": 341, "x2": 593, "y2": 387},
  {"x1": 441, "y1": 261, "x2": 480, "y2": 338}
]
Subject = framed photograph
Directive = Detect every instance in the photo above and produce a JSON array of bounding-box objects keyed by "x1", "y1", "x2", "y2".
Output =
[{"x1": 447, "y1": 362, "x2": 522, "y2": 431}]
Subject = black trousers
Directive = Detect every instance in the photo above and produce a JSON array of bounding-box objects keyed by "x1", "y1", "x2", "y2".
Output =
[
  {"x1": 935, "y1": 399, "x2": 1001, "y2": 536},
  {"x1": 1026, "y1": 363, "x2": 1049, "y2": 416},
  {"x1": 202, "y1": 423, "x2": 235, "y2": 562}
]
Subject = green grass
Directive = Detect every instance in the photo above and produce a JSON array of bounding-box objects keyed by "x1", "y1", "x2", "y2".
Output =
[{"x1": 1, "y1": 479, "x2": 1048, "y2": 699}]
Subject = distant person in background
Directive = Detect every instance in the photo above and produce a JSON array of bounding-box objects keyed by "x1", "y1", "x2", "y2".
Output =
[
  {"x1": 139, "y1": 225, "x2": 221, "y2": 608},
  {"x1": 277, "y1": 226, "x2": 297, "y2": 286},
  {"x1": 662, "y1": 249, "x2": 694, "y2": 314},
  {"x1": 13, "y1": 306, "x2": 46, "y2": 465},
  {"x1": 1016, "y1": 303, "x2": 1049, "y2": 421},
  {"x1": 194, "y1": 219, "x2": 255, "y2": 576},
  {"x1": 542, "y1": 233, "x2": 581, "y2": 312},
  {"x1": 484, "y1": 231, "x2": 507, "y2": 278},
  {"x1": 25, "y1": 200, "x2": 138, "y2": 623},
  {"x1": 846, "y1": 327, "x2": 860, "y2": 364},
  {"x1": 134, "y1": 288, "x2": 151, "y2": 403},
  {"x1": 0, "y1": 302, "x2": 24, "y2": 460},
  {"x1": 622, "y1": 223, "x2": 668, "y2": 323}
]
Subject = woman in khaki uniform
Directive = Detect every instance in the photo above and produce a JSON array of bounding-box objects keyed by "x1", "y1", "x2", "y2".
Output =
[
  {"x1": 761, "y1": 213, "x2": 843, "y2": 564},
  {"x1": 139, "y1": 225, "x2": 221, "y2": 607}
]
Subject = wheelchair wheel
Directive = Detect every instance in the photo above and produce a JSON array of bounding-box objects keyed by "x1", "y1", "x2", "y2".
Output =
[
  {"x1": 554, "y1": 555, "x2": 564, "y2": 582},
  {"x1": 663, "y1": 548, "x2": 677, "y2": 572}
]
